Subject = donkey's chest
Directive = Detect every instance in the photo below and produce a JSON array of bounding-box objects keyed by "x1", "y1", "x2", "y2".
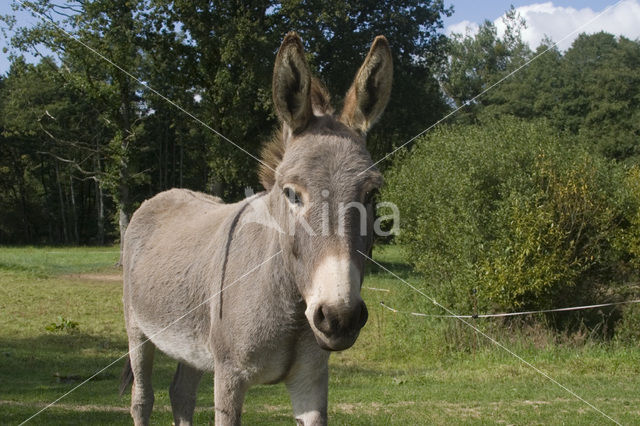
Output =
[
  {"x1": 215, "y1": 314, "x2": 307, "y2": 385},
  {"x1": 247, "y1": 330, "x2": 300, "y2": 385}
]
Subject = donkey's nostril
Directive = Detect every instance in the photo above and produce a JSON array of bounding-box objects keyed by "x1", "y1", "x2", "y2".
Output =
[
  {"x1": 313, "y1": 305, "x2": 332, "y2": 335},
  {"x1": 313, "y1": 302, "x2": 368, "y2": 338},
  {"x1": 357, "y1": 301, "x2": 368, "y2": 329}
]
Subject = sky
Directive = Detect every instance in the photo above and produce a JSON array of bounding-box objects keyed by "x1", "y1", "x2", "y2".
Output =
[
  {"x1": 0, "y1": 2, "x2": 43, "y2": 74},
  {"x1": 1, "y1": 1, "x2": 639, "y2": 74},
  {"x1": 443, "y1": 0, "x2": 640, "y2": 50}
]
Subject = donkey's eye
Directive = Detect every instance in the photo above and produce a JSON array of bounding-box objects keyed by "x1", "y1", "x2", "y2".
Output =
[
  {"x1": 364, "y1": 188, "x2": 378, "y2": 205},
  {"x1": 283, "y1": 187, "x2": 303, "y2": 206}
]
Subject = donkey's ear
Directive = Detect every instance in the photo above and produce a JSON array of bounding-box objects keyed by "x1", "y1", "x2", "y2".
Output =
[
  {"x1": 272, "y1": 32, "x2": 313, "y2": 134},
  {"x1": 340, "y1": 36, "x2": 393, "y2": 135}
]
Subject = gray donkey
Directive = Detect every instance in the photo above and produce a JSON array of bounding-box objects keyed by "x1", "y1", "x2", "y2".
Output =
[{"x1": 120, "y1": 32, "x2": 392, "y2": 425}]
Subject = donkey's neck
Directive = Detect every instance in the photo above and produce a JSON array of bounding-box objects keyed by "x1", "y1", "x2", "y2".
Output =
[{"x1": 231, "y1": 191, "x2": 304, "y2": 314}]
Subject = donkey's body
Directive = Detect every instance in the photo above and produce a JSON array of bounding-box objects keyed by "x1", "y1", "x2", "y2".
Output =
[
  {"x1": 122, "y1": 33, "x2": 392, "y2": 425},
  {"x1": 124, "y1": 188, "x2": 324, "y2": 423}
]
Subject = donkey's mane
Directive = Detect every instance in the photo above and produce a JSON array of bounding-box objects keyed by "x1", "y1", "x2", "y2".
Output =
[{"x1": 259, "y1": 78, "x2": 332, "y2": 190}]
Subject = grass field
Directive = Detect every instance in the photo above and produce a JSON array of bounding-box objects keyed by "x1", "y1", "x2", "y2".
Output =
[{"x1": 1, "y1": 245, "x2": 639, "y2": 425}]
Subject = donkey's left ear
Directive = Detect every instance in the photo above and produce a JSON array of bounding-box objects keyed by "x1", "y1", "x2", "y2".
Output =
[
  {"x1": 272, "y1": 32, "x2": 313, "y2": 134},
  {"x1": 340, "y1": 36, "x2": 393, "y2": 135}
]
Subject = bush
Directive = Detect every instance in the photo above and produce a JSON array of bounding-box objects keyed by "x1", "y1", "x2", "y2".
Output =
[
  {"x1": 615, "y1": 303, "x2": 640, "y2": 344},
  {"x1": 383, "y1": 117, "x2": 634, "y2": 320}
]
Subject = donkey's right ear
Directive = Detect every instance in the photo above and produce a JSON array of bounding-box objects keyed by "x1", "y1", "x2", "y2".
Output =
[
  {"x1": 340, "y1": 36, "x2": 393, "y2": 135},
  {"x1": 272, "y1": 32, "x2": 313, "y2": 134}
]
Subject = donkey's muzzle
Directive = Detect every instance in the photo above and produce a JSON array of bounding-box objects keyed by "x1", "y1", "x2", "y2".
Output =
[{"x1": 312, "y1": 301, "x2": 368, "y2": 351}]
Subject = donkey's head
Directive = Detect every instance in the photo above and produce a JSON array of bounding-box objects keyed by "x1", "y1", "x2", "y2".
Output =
[{"x1": 260, "y1": 33, "x2": 392, "y2": 351}]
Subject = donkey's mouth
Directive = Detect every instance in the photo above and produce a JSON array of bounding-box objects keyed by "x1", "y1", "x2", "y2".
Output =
[
  {"x1": 306, "y1": 300, "x2": 368, "y2": 351},
  {"x1": 313, "y1": 329, "x2": 361, "y2": 351}
]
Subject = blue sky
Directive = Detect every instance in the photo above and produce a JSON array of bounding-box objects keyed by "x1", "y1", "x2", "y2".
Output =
[
  {"x1": 443, "y1": 1, "x2": 640, "y2": 50},
  {"x1": 442, "y1": 0, "x2": 604, "y2": 27},
  {"x1": 1, "y1": 1, "x2": 637, "y2": 74},
  {"x1": 1, "y1": 2, "x2": 43, "y2": 74}
]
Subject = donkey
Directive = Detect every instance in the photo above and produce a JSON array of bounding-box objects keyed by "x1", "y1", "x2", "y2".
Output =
[{"x1": 120, "y1": 32, "x2": 392, "y2": 425}]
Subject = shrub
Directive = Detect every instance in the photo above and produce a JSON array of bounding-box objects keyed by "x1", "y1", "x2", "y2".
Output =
[
  {"x1": 615, "y1": 303, "x2": 640, "y2": 344},
  {"x1": 479, "y1": 152, "x2": 624, "y2": 310},
  {"x1": 620, "y1": 166, "x2": 640, "y2": 270},
  {"x1": 383, "y1": 117, "x2": 633, "y2": 318}
]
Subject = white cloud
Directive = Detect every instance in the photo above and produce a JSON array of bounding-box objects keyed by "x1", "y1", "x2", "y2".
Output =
[
  {"x1": 446, "y1": 0, "x2": 640, "y2": 50},
  {"x1": 445, "y1": 20, "x2": 479, "y2": 37}
]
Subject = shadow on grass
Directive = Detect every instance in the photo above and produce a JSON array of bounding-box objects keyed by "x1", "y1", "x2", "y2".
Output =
[
  {"x1": 1, "y1": 332, "x2": 295, "y2": 424},
  {"x1": 0, "y1": 332, "x2": 180, "y2": 401},
  {"x1": 3, "y1": 404, "x2": 132, "y2": 425}
]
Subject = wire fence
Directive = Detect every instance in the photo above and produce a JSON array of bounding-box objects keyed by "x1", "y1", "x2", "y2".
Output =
[{"x1": 379, "y1": 299, "x2": 640, "y2": 319}]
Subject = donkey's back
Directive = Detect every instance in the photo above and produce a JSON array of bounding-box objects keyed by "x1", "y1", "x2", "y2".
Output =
[
  {"x1": 126, "y1": 188, "x2": 223, "y2": 240},
  {"x1": 124, "y1": 187, "x2": 227, "y2": 263}
]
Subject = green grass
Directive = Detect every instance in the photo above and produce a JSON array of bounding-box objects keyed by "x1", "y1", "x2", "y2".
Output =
[{"x1": 1, "y1": 245, "x2": 639, "y2": 424}]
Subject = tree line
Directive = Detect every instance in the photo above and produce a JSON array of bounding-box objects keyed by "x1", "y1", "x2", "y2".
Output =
[
  {"x1": 0, "y1": 0, "x2": 450, "y2": 245},
  {"x1": 1, "y1": 2, "x2": 639, "y2": 247}
]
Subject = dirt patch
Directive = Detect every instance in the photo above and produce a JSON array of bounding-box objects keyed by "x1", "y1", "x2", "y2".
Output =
[
  {"x1": 65, "y1": 273, "x2": 122, "y2": 282},
  {"x1": 0, "y1": 399, "x2": 215, "y2": 414},
  {"x1": 258, "y1": 404, "x2": 288, "y2": 412},
  {"x1": 0, "y1": 399, "x2": 129, "y2": 413}
]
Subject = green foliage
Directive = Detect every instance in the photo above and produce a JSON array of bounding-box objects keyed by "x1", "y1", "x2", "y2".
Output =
[
  {"x1": 383, "y1": 117, "x2": 635, "y2": 315},
  {"x1": 443, "y1": 24, "x2": 640, "y2": 164},
  {"x1": 1, "y1": 0, "x2": 452, "y2": 243},
  {"x1": 45, "y1": 316, "x2": 79, "y2": 332},
  {"x1": 560, "y1": 33, "x2": 640, "y2": 162},
  {"x1": 620, "y1": 167, "x2": 640, "y2": 270},
  {"x1": 480, "y1": 152, "x2": 624, "y2": 309},
  {"x1": 615, "y1": 303, "x2": 640, "y2": 344},
  {"x1": 440, "y1": 6, "x2": 531, "y2": 120}
]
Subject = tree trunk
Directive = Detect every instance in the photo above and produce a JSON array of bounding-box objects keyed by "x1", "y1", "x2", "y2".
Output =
[
  {"x1": 117, "y1": 78, "x2": 133, "y2": 265},
  {"x1": 171, "y1": 134, "x2": 176, "y2": 187},
  {"x1": 209, "y1": 176, "x2": 223, "y2": 197},
  {"x1": 17, "y1": 165, "x2": 30, "y2": 242},
  {"x1": 69, "y1": 172, "x2": 79, "y2": 244},
  {"x1": 97, "y1": 181, "x2": 105, "y2": 245},
  {"x1": 179, "y1": 141, "x2": 183, "y2": 187},
  {"x1": 112, "y1": 2, "x2": 137, "y2": 264},
  {"x1": 95, "y1": 150, "x2": 105, "y2": 245},
  {"x1": 118, "y1": 150, "x2": 130, "y2": 264},
  {"x1": 39, "y1": 158, "x2": 53, "y2": 242},
  {"x1": 55, "y1": 161, "x2": 68, "y2": 243},
  {"x1": 163, "y1": 128, "x2": 168, "y2": 190}
]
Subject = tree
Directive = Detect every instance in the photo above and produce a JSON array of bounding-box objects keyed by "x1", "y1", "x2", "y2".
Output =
[
  {"x1": 560, "y1": 33, "x2": 640, "y2": 162},
  {"x1": 440, "y1": 8, "x2": 640, "y2": 165},
  {"x1": 6, "y1": 0, "x2": 145, "y2": 253},
  {"x1": 439, "y1": 6, "x2": 531, "y2": 121},
  {"x1": 277, "y1": 0, "x2": 452, "y2": 163},
  {"x1": 0, "y1": 57, "x2": 113, "y2": 243},
  {"x1": 162, "y1": 0, "x2": 452, "y2": 187},
  {"x1": 1, "y1": 0, "x2": 453, "y2": 243}
]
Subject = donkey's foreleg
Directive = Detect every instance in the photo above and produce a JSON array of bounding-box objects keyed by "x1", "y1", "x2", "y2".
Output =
[
  {"x1": 285, "y1": 346, "x2": 329, "y2": 426},
  {"x1": 213, "y1": 365, "x2": 248, "y2": 426},
  {"x1": 127, "y1": 328, "x2": 156, "y2": 426},
  {"x1": 170, "y1": 362, "x2": 204, "y2": 426}
]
